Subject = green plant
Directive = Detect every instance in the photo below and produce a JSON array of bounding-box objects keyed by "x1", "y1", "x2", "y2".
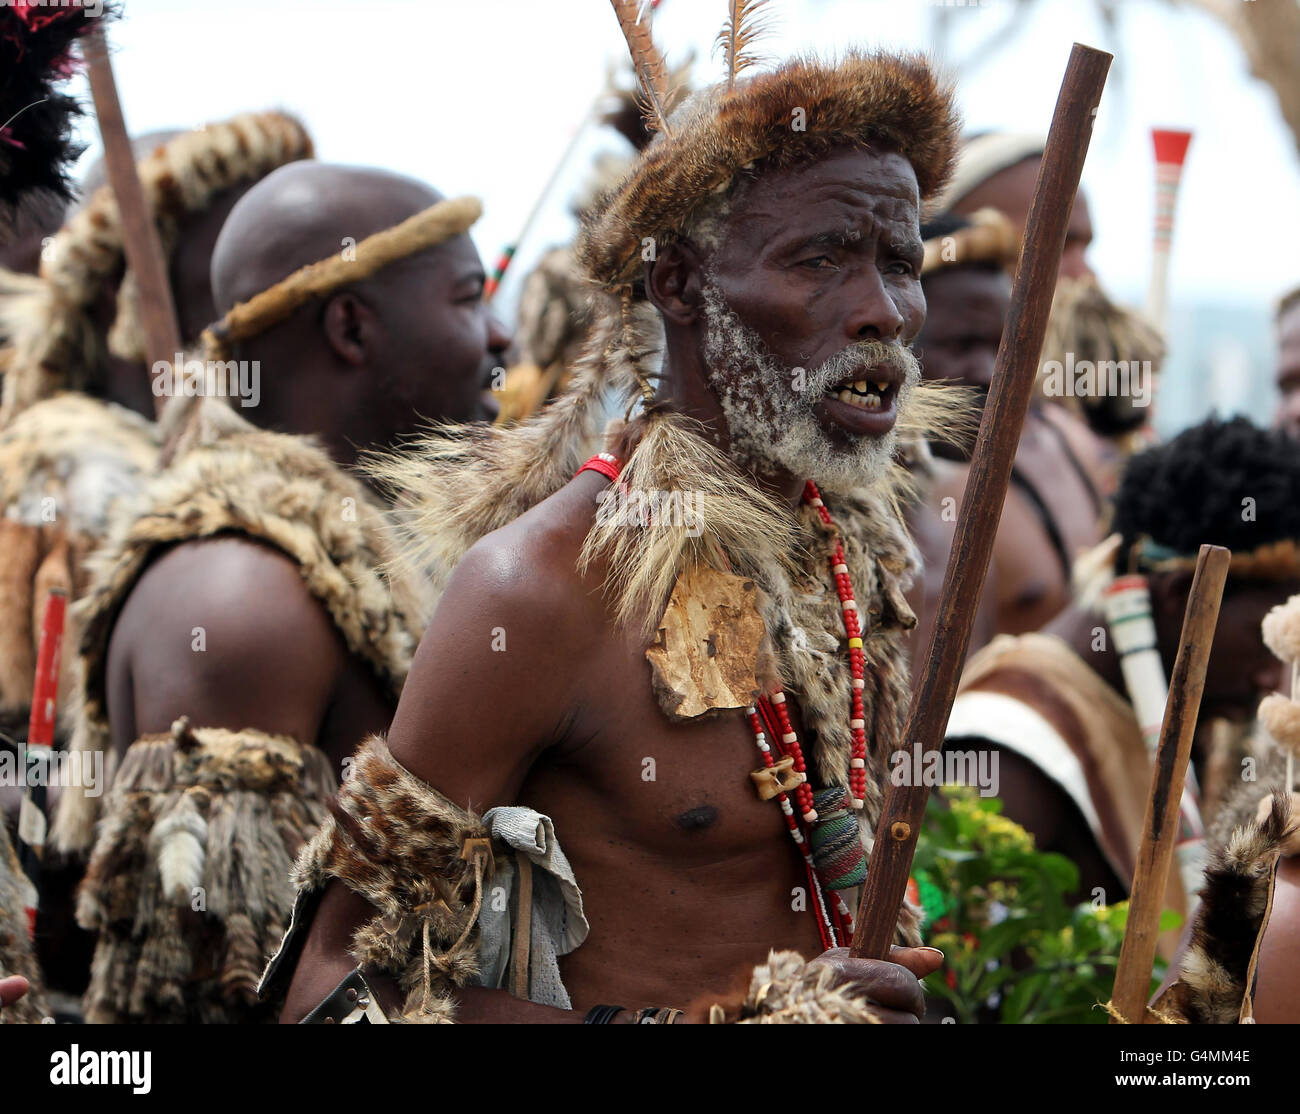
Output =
[{"x1": 913, "y1": 787, "x2": 1179, "y2": 1024}]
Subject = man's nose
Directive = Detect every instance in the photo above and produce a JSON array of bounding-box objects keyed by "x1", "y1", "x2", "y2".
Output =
[
  {"x1": 847, "y1": 272, "x2": 904, "y2": 342},
  {"x1": 487, "y1": 311, "x2": 512, "y2": 357}
]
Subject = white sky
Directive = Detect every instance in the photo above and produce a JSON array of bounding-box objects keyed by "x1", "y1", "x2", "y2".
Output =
[{"x1": 68, "y1": 0, "x2": 1300, "y2": 426}]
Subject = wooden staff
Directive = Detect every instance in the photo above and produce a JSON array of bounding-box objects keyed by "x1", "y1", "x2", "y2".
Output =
[
  {"x1": 850, "y1": 42, "x2": 1113, "y2": 960},
  {"x1": 1110, "y1": 544, "x2": 1230, "y2": 1024},
  {"x1": 81, "y1": 26, "x2": 180, "y2": 419}
]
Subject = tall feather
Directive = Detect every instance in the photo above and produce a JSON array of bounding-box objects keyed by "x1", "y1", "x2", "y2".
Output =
[
  {"x1": 609, "y1": 0, "x2": 674, "y2": 137},
  {"x1": 714, "y1": 0, "x2": 773, "y2": 90}
]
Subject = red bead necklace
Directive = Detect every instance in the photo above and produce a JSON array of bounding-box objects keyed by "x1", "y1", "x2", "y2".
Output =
[{"x1": 574, "y1": 460, "x2": 868, "y2": 950}]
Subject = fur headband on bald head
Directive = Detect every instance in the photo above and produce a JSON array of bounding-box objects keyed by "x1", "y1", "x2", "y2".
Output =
[
  {"x1": 0, "y1": 110, "x2": 314, "y2": 422},
  {"x1": 578, "y1": 49, "x2": 960, "y2": 289}
]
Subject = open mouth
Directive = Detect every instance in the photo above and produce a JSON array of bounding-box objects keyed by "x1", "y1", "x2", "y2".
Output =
[
  {"x1": 825, "y1": 376, "x2": 897, "y2": 412},
  {"x1": 815, "y1": 367, "x2": 903, "y2": 437}
]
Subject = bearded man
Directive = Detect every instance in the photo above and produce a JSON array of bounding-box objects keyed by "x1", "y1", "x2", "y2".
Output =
[
  {"x1": 910, "y1": 209, "x2": 1105, "y2": 658},
  {"x1": 939, "y1": 131, "x2": 1164, "y2": 465},
  {"x1": 56, "y1": 161, "x2": 509, "y2": 1023},
  {"x1": 272, "y1": 20, "x2": 965, "y2": 1025}
]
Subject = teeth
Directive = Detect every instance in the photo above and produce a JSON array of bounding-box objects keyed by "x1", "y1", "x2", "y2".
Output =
[
  {"x1": 875, "y1": 381, "x2": 889, "y2": 392},
  {"x1": 834, "y1": 390, "x2": 883, "y2": 411},
  {"x1": 853, "y1": 379, "x2": 868, "y2": 393}
]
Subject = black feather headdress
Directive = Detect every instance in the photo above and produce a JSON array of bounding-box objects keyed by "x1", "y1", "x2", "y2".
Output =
[{"x1": 0, "y1": 2, "x2": 112, "y2": 222}]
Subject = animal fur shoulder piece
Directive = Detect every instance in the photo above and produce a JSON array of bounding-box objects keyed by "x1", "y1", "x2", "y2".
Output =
[
  {"x1": 1152, "y1": 792, "x2": 1292, "y2": 1024},
  {"x1": 52, "y1": 403, "x2": 429, "y2": 856},
  {"x1": 0, "y1": 111, "x2": 314, "y2": 420},
  {"x1": 284, "y1": 736, "x2": 491, "y2": 1023},
  {"x1": 0, "y1": 393, "x2": 159, "y2": 744},
  {"x1": 578, "y1": 50, "x2": 960, "y2": 288},
  {"x1": 76, "y1": 717, "x2": 337, "y2": 1023},
  {"x1": 0, "y1": 820, "x2": 50, "y2": 1024}
]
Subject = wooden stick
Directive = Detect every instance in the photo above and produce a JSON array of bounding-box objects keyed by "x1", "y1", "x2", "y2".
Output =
[
  {"x1": 81, "y1": 27, "x2": 180, "y2": 420},
  {"x1": 850, "y1": 42, "x2": 1113, "y2": 960},
  {"x1": 1109, "y1": 544, "x2": 1230, "y2": 1023}
]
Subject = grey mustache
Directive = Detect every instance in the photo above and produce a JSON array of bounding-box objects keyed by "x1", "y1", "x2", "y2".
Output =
[{"x1": 811, "y1": 341, "x2": 919, "y2": 389}]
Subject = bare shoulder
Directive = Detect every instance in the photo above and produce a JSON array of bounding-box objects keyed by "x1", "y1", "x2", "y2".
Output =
[
  {"x1": 106, "y1": 534, "x2": 349, "y2": 749},
  {"x1": 386, "y1": 474, "x2": 613, "y2": 794},
  {"x1": 427, "y1": 472, "x2": 609, "y2": 653}
]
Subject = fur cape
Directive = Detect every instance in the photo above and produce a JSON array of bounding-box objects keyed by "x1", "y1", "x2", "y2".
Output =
[
  {"x1": 0, "y1": 111, "x2": 313, "y2": 421},
  {"x1": 75, "y1": 717, "x2": 337, "y2": 1023},
  {"x1": 57, "y1": 403, "x2": 430, "y2": 1022},
  {"x1": 0, "y1": 820, "x2": 50, "y2": 1024},
  {"x1": 53, "y1": 401, "x2": 429, "y2": 860},
  {"x1": 0, "y1": 393, "x2": 159, "y2": 746},
  {"x1": 1152, "y1": 780, "x2": 1292, "y2": 1024}
]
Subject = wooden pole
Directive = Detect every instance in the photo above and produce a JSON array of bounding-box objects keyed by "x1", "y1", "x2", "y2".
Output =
[
  {"x1": 81, "y1": 27, "x2": 180, "y2": 419},
  {"x1": 1110, "y1": 544, "x2": 1231, "y2": 1023},
  {"x1": 850, "y1": 42, "x2": 1113, "y2": 960}
]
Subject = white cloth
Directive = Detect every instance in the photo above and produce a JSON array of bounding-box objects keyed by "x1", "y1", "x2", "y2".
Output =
[
  {"x1": 945, "y1": 689, "x2": 1108, "y2": 853},
  {"x1": 474, "y1": 806, "x2": 589, "y2": 1010}
]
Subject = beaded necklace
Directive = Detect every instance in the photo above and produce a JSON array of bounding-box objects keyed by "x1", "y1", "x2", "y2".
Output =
[{"x1": 576, "y1": 460, "x2": 871, "y2": 950}]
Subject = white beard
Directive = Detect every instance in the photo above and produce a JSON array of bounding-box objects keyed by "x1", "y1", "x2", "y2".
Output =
[{"x1": 700, "y1": 279, "x2": 921, "y2": 492}]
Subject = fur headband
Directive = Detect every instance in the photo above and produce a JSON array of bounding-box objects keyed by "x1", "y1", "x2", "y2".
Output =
[{"x1": 201, "y1": 196, "x2": 482, "y2": 360}]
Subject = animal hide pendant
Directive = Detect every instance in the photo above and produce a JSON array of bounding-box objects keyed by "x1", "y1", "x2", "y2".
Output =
[{"x1": 646, "y1": 565, "x2": 770, "y2": 722}]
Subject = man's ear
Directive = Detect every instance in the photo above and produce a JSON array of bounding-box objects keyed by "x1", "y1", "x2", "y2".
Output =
[
  {"x1": 644, "y1": 241, "x2": 705, "y2": 327},
  {"x1": 321, "y1": 292, "x2": 374, "y2": 367}
]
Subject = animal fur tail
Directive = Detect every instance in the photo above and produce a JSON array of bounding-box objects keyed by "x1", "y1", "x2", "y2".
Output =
[
  {"x1": 76, "y1": 718, "x2": 336, "y2": 1023},
  {"x1": 1153, "y1": 791, "x2": 1292, "y2": 1024}
]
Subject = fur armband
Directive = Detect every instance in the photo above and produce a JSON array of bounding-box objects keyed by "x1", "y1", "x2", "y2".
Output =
[
  {"x1": 76, "y1": 717, "x2": 336, "y2": 1024},
  {"x1": 706, "y1": 950, "x2": 881, "y2": 1025},
  {"x1": 291, "y1": 736, "x2": 492, "y2": 1024}
]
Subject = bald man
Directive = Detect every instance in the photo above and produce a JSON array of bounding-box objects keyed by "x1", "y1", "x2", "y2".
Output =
[
  {"x1": 55, "y1": 163, "x2": 508, "y2": 1024},
  {"x1": 207, "y1": 161, "x2": 506, "y2": 457}
]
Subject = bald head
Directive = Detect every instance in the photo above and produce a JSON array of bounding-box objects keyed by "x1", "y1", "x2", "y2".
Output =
[
  {"x1": 206, "y1": 161, "x2": 509, "y2": 464},
  {"x1": 211, "y1": 162, "x2": 443, "y2": 312}
]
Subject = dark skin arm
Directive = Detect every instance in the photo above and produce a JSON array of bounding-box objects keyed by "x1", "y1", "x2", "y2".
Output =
[{"x1": 106, "y1": 535, "x2": 393, "y2": 770}]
